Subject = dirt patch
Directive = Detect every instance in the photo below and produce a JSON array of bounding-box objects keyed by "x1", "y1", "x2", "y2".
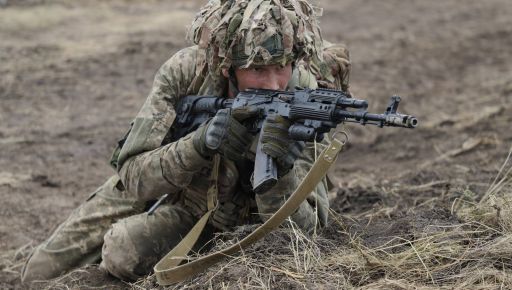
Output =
[
  {"x1": 1, "y1": 0, "x2": 512, "y2": 289},
  {"x1": 32, "y1": 265, "x2": 128, "y2": 290}
]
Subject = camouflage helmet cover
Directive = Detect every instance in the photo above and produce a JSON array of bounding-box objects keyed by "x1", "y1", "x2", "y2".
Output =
[{"x1": 189, "y1": 0, "x2": 324, "y2": 72}]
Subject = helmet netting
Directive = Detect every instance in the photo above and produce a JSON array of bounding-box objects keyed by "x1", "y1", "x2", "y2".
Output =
[{"x1": 188, "y1": 0, "x2": 324, "y2": 73}]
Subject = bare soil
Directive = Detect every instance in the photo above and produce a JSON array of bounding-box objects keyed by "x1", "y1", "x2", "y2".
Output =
[{"x1": 1, "y1": 0, "x2": 511, "y2": 289}]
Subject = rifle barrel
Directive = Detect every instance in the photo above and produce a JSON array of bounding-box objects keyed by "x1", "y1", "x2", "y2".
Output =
[{"x1": 336, "y1": 110, "x2": 418, "y2": 128}]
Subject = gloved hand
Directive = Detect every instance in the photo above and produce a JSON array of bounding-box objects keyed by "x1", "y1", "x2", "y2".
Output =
[
  {"x1": 193, "y1": 107, "x2": 258, "y2": 161},
  {"x1": 260, "y1": 114, "x2": 305, "y2": 176}
]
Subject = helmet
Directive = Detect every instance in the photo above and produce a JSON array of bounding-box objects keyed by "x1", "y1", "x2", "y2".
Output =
[{"x1": 189, "y1": 0, "x2": 324, "y2": 72}]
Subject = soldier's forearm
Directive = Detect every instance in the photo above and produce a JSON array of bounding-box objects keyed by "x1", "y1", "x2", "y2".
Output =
[{"x1": 119, "y1": 132, "x2": 211, "y2": 202}]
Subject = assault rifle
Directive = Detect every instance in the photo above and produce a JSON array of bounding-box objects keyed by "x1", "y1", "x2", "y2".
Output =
[{"x1": 170, "y1": 88, "x2": 418, "y2": 194}]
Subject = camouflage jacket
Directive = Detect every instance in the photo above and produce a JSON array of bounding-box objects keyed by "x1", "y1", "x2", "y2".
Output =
[{"x1": 111, "y1": 43, "x2": 350, "y2": 232}]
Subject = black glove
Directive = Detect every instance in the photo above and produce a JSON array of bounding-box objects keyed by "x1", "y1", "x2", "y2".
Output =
[
  {"x1": 260, "y1": 114, "x2": 305, "y2": 176},
  {"x1": 193, "y1": 107, "x2": 258, "y2": 161}
]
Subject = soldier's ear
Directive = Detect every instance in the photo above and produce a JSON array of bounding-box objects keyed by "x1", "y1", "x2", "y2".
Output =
[{"x1": 221, "y1": 68, "x2": 229, "y2": 78}]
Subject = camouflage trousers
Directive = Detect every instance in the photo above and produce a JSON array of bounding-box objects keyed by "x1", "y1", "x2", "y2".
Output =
[{"x1": 21, "y1": 175, "x2": 213, "y2": 282}]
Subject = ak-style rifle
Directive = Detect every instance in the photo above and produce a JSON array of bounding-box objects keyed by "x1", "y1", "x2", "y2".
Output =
[{"x1": 170, "y1": 88, "x2": 418, "y2": 194}]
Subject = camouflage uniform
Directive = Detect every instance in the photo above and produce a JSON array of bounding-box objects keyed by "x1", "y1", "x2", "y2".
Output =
[{"x1": 21, "y1": 0, "x2": 351, "y2": 283}]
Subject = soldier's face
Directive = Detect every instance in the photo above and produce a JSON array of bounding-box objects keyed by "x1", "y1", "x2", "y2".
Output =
[{"x1": 223, "y1": 63, "x2": 293, "y2": 95}]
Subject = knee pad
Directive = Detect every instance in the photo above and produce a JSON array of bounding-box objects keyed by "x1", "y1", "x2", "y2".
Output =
[{"x1": 101, "y1": 220, "x2": 145, "y2": 281}]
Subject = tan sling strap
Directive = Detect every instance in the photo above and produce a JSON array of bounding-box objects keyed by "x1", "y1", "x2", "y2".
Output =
[
  {"x1": 152, "y1": 154, "x2": 220, "y2": 279},
  {"x1": 154, "y1": 136, "x2": 346, "y2": 285}
]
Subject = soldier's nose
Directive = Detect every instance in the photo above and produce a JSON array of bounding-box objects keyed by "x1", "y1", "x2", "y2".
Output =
[{"x1": 264, "y1": 76, "x2": 281, "y2": 90}]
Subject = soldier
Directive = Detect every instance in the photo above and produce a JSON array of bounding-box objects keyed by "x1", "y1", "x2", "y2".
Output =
[{"x1": 21, "y1": 0, "x2": 351, "y2": 283}]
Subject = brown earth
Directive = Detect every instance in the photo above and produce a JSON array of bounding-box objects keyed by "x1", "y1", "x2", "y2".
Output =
[{"x1": 1, "y1": 0, "x2": 511, "y2": 289}]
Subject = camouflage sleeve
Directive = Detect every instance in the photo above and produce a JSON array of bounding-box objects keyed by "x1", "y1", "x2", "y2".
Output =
[
  {"x1": 311, "y1": 40, "x2": 351, "y2": 91},
  {"x1": 115, "y1": 46, "x2": 211, "y2": 202},
  {"x1": 255, "y1": 138, "x2": 330, "y2": 233}
]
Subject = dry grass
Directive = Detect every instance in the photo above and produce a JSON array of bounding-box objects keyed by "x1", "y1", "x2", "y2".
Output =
[
  {"x1": 0, "y1": 243, "x2": 32, "y2": 288},
  {"x1": 0, "y1": 243, "x2": 31, "y2": 275},
  {"x1": 130, "y1": 146, "x2": 512, "y2": 290},
  {"x1": 10, "y1": 145, "x2": 512, "y2": 289}
]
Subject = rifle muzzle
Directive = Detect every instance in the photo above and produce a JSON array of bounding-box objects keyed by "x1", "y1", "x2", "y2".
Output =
[{"x1": 386, "y1": 114, "x2": 418, "y2": 128}]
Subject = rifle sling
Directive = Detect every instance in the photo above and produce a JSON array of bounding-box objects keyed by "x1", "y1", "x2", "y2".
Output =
[{"x1": 154, "y1": 138, "x2": 345, "y2": 285}]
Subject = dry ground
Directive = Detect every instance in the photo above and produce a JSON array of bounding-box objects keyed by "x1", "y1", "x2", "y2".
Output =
[{"x1": 1, "y1": 0, "x2": 511, "y2": 289}]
